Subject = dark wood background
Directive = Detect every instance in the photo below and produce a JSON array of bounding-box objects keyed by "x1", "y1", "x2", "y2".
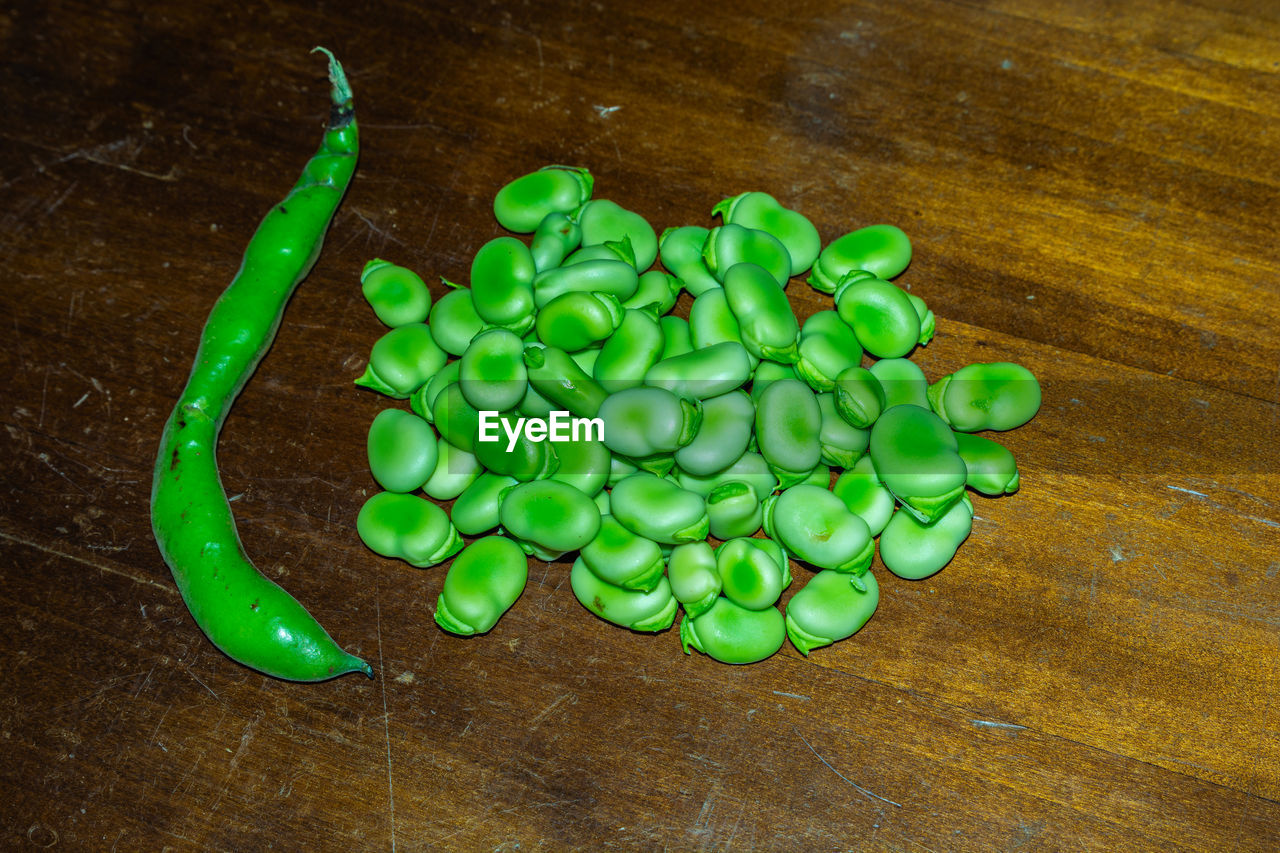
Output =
[{"x1": 3, "y1": 0, "x2": 1278, "y2": 849}]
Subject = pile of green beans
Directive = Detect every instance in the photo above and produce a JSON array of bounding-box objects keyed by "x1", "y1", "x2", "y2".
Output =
[{"x1": 354, "y1": 168, "x2": 1041, "y2": 663}]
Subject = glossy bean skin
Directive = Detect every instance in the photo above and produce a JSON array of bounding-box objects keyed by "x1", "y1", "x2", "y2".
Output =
[
  {"x1": 659, "y1": 225, "x2": 721, "y2": 296},
  {"x1": 473, "y1": 411, "x2": 560, "y2": 482},
  {"x1": 955, "y1": 433, "x2": 1020, "y2": 495},
  {"x1": 808, "y1": 224, "x2": 912, "y2": 293},
  {"x1": 355, "y1": 322, "x2": 449, "y2": 398},
  {"x1": 749, "y1": 360, "x2": 799, "y2": 405},
  {"x1": 524, "y1": 345, "x2": 608, "y2": 418},
  {"x1": 535, "y1": 291, "x2": 624, "y2": 352},
  {"x1": 722, "y1": 262, "x2": 800, "y2": 363},
  {"x1": 459, "y1": 328, "x2": 528, "y2": 412},
  {"x1": 666, "y1": 541, "x2": 721, "y2": 618},
  {"x1": 423, "y1": 437, "x2": 483, "y2": 500},
  {"x1": 645, "y1": 341, "x2": 753, "y2": 403},
  {"x1": 831, "y1": 454, "x2": 895, "y2": 536},
  {"x1": 716, "y1": 536, "x2": 790, "y2": 585},
  {"x1": 533, "y1": 258, "x2": 639, "y2": 308},
  {"x1": 576, "y1": 199, "x2": 658, "y2": 270},
  {"x1": 571, "y1": 557, "x2": 677, "y2": 632},
  {"x1": 713, "y1": 191, "x2": 821, "y2": 275},
  {"x1": 563, "y1": 237, "x2": 636, "y2": 267},
  {"x1": 834, "y1": 273, "x2": 922, "y2": 359},
  {"x1": 688, "y1": 287, "x2": 748, "y2": 352},
  {"x1": 362, "y1": 258, "x2": 431, "y2": 327},
  {"x1": 431, "y1": 382, "x2": 481, "y2": 453},
  {"x1": 706, "y1": 480, "x2": 764, "y2": 540},
  {"x1": 816, "y1": 392, "x2": 869, "y2": 470},
  {"x1": 610, "y1": 471, "x2": 709, "y2": 544},
  {"x1": 795, "y1": 310, "x2": 863, "y2": 392},
  {"x1": 470, "y1": 236, "x2": 537, "y2": 334},
  {"x1": 879, "y1": 496, "x2": 973, "y2": 580},
  {"x1": 356, "y1": 491, "x2": 463, "y2": 568},
  {"x1": 762, "y1": 484, "x2": 874, "y2": 573},
  {"x1": 927, "y1": 362, "x2": 1042, "y2": 432},
  {"x1": 450, "y1": 471, "x2": 519, "y2": 535},
  {"x1": 704, "y1": 224, "x2": 792, "y2": 288},
  {"x1": 367, "y1": 409, "x2": 439, "y2": 493},
  {"x1": 716, "y1": 536, "x2": 783, "y2": 610},
  {"x1": 755, "y1": 379, "x2": 823, "y2": 488},
  {"x1": 599, "y1": 386, "x2": 701, "y2": 459},
  {"x1": 427, "y1": 286, "x2": 485, "y2": 356},
  {"x1": 868, "y1": 404, "x2": 967, "y2": 524},
  {"x1": 869, "y1": 357, "x2": 931, "y2": 410},
  {"x1": 581, "y1": 514, "x2": 666, "y2": 591},
  {"x1": 530, "y1": 211, "x2": 583, "y2": 272},
  {"x1": 785, "y1": 569, "x2": 879, "y2": 656},
  {"x1": 493, "y1": 165, "x2": 593, "y2": 233},
  {"x1": 499, "y1": 479, "x2": 602, "y2": 554},
  {"x1": 675, "y1": 450, "x2": 778, "y2": 502},
  {"x1": 409, "y1": 359, "x2": 459, "y2": 422},
  {"x1": 547, "y1": 434, "x2": 612, "y2": 497},
  {"x1": 659, "y1": 315, "x2": 694, "y2": 359},
  {"x1": 434, "y1": 536, "x2": 529, "y2": 636},
  {"x1": 623, "y1": 270, "x2": 681, "y2": 314},
  {"x1": 832, "y1": 366, "x2": 886, "y2": 429},
  {"x1": 674, "y1": 390, "x2": 755, "y2": 476},
  {"x1": 680, "y1": 597, "x2": 786, "y2": 664},
  {"x1": 595, "y1": 306, "x2": 665, "y2": 393}
]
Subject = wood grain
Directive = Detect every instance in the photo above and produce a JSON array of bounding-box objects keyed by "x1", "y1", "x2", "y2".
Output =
[{"x1": 2, "y1": 0, "x2": 1277, "y2": 849}]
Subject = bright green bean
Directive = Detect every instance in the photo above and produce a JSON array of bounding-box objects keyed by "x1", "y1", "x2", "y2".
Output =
[
  {"x1": 955, "y1": 432, "x2": 1020, "y2": 495},
  {"x1": 762, "y1": 484, "x2": 873, "y2": 573},
  {"x1": 595, "y1": 306, "x2": 665, "y2": 393},
  {"x1": 409, "y1": 358, "x2": 459, "y2": 422},
  {"x1": 459, "y1": 328, "x2": 528, "y2": 412},
  {"x1": 569, "y1": 345, "x2": 602, "y2": 375},
  {"x1": 599, "y1": 386, "x2": 701, "y2": 459},
  {"x1": 610, "y1": 471, "x2": 709, "y2": 544},
  {"x1": 795, "y1": 310, "x2": 863, "y2": 392},
  {"x1": 869, "y1": 357, "x2": 930, "y2": 410},
  {"x1": 659, "y1": 225, "x2": 721, "y2": 296},
  {"x1": 427, "y1": 285, "x2": 484, "y2": 356},
  {"x1": 716, "y1": 536, "x2": 783, "y2": 610},
  {"x1": 927, "y1": 362, "x2": 1042, "y2": 432},
  {"x1": 666, "y1": 541, "x2": 721, "y2": 618},
  {"x1": 571, "y1": 556, "x2": 677, "y2": 632},
  {"x1": 547, "y1": 434, "x2": 611, "y2": 496},
  {"x1": 430, "y1": 382, "x2": 480, "y2": 453},
  {"x1": 645, "y1": 341, "x2": 753, "y2": 402},
  {"x1": 434, "y1": 536, "x2": 529, "y2": 635},
  {"x1": 532, "y1": 258, "x2": 639, "y2": 308},
  {"x1": 623, "y1": 269, "x2": 681, "y2": 315},
  {"x1": 362, "y1": 258, "x2": 431, "y2": 327},
  {"x1": 675, "y1": 450, "x2": 777, "y2": 502},
  {"x1": 754, "y1": 379, "x2": 822, "y2": 487},
  {"x1": 576, "y1": 199, "x2": 658, "y2": 270},
  {"x1": 367, "y1": 408, "x2": 438, "y2": 493},
  {"x1": 581, "y1": 514, "x2": 666, "y2": 591},
  {"x1": 705, "y1": 480, "x2": 764, "y2": 540},
  {"x1": 355, "y1": 322, "x2": 448, "y2": 399},
  {"x1": 868, "y1": 404, "x2": 966, "y2": 523},
  {"x1": 450, "y1": 471, "x2": 519, "y2": 535},
  {"x1": 785, "y1": 569, "x2": 878, "y2": 656},
  {"x1": 673, "y1": 390, "x2": 755, "y2": 476},
  {"x1": 831, "y1": 454, "x2": 894, "y2": 536},
  {"x1": 659, "y1": 315, "x2": 693, "y2": 360},
  {"x1": 834, "y1": 272, "x2": 921, "y2": 359},
  {"x1": 523, "y1": 345, "x2": 608, "y2": 418},
  {"x1": 688, "y1": 286, "x2": 747, "y2": 351},
  {"x1": 493, "y1": 165, "x2": 593, "y2": 233},
  {"x1": 535, "y1": 291, "x2": 624, "y2": 352},
  {"x1": 879, "y1": 496, "x2": 973, "y2": 580},
  {"x1": 713, "y1": 191, "x2": 821, "y2": 275},
  {"x1": 832, "y1": 366, "x2": 885, "y2": 429},
  {"x1": 704, "y1": 224, "x2": 791, "y2": 288},
  {"x1": 499, "y1": 479, "x2": 602, "y2": 554},
  {"x1": 473, "y1": 411, "x2": 560, "y2": 481},
  {"x1": 680, "y1": 597, "x2": 786, "y2": 664},
  {"x1": 470, "y1": 236, "x2": 536, "y2": 334},
  {"x1": 907, "y1": 292, "x2": 935, "y2": 345},
  {"x1": 356, "y1": 491, "x2": 463, "y2": 568},
  {"x1": 422, "y1": 437, "x2": 482, "y2": 500},
  {"x1": 722, "y1": 262, "x2": 800, "y2": 363},
  {"x1": 816, "y1": 392, "x2": 869, "y2": 470},
  {"x1": 563, "y1": 236, "x2": 635, "y2": 267},
  {"x1": 749, "y1": 360, "x2": 799, "y2": 405},
  {"x1": 808, "y1": 224, "x2": 912, "y2": 293},
  {"x1": 530, "y1": 211, "x2": 582, "y2": 272}
]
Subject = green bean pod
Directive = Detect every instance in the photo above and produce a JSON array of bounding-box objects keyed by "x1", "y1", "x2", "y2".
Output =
[
  {"x1": 547, "y1": 434, "x2": 612, "y2": 496},
  {"x1": 704, "y1": 224, "x2": 792, "y2": 288},
  {"x1": 367, "y1": 409, "x2": 439, "y2": 493},
  {"x1": 715, "y1": 536, "x2": 784, "y2": 610},
  {"x1": 675, "y1": 450, "x2": 778, "y2": 502},
  {"x1": 354, "y1": 322, "x2": 449, "y2": 398},
  {"x1": 808, "y1": 224, "x2": 912, "y2": 293},
  {"x1": 576, "y1": 199, "x2": 659, "y2": 270},
  {"x1": 680, "y1": 597, "x2": 786, "y2": 664},
  {"x1": 571, "y1": 557, "x2": 677, "y2": 632},
  {"x1": 645, "y1": 341, "x2": 753, "y2": 402},
  {"x1": 834, "y1": 273, "x2": 922, "y2": 359},
  {"x1": 623, "y1": 269, "x2": 681, "y2": 314},
  {"x1": 450, "y1": 471, "x2": 519, "y2": 535},
  {"x1": 722, "y1": 262, "x2": 800, "y2": 363},
  {"x1": 594, "y1": 306, "x2": 666, "y2": 393},
  {"x1": 755, "y1": 379, "x2": 823, "y2": 487},
  {"x1": 530, "y1": 211, "x2": 583, "y2": 272},
  {"x1": 794, "y1": 310, "x2": 864, "y2": 392},
  {"x1": 762, "y1": 484, "x2": 874, "y2": 573},
  {"x1": 832, "y1": 366, "x2": 886, "y2": 429},
  {"x1": 879, "y1": 496, "x2": 973, "y2": 580},
  {"x1": 473, "y1": 410, "x2": 561, "y2": 481},
  {"x1": 659, "y1": 315, "x2": 694, "y2": 360},
  {"x1": 499, "y1": 479, "x2": 602, "y2": 555},
  {"x1": 434, "y1": 536, "x2": 529, "y2": 636},
  {"x1": 713, "y1": 191, "x2": 821, "y2": 275},
  {"x1": 362, "y1": 258, "x2": 431, "y2": 327},
  {"x1": 831, "y1": 454, "x2": 895, "y2": 536},
  {"x1": 666, "y1": 541, "x2": 722, "y2": 618},
  {"x1": 524, "y1": 345, "x2": 608, "y2": 418},
  {"x1": 581, "y1": 515, "x2": 667, "y2": 591},
  {"x1": 598, "y1": 386, "x2": 701, "y2": 459},
  {"x1": 869, "y1": 357, "x2": 931, "y2": 410},
  {"x1": 409, "y1": 359, "x2": 460, "y2": 422},
  {"x1": 927, "y1": 362, "x2": 1042, "y2": 432},
  {"x1": 459, "y1": 327, "x2": 528, "y2": 412},
  {"x1": 673, "y1": 389, "x2": 755, "y2": 476},
  {"x1": 422, "y1": 437, "x2": 483, "y2": 500},
  {"x1": 610, "y1": 471, "x2": 709, "y2": 544},
  {"x1": 955, "y1": 432, "x2": 1020, "y2": 495},
  {"x1": 868, "y1": 404, "x2": 967, "y2": 523},
  {"x1": 535, "y1": 291, "x2": 625, "y2": 352},
  {"x1": 706, "y1": 480, "x2": 764, "y2": 540},
  {"x1": 470, "y1": 236, "x2": 537, "y2": 334},
  {"x1": 356, "y1": 491, "x2": 463, "y2": 568},
  {"x1": 532, "y1": 258, "x2": 640, "y2": 308},
  {"x1": 816, "y1": 392, "x2": 869, "y2": 470},
  {"x1": 493, "y1": 165, "x2": 593, "y2": 233},
  {"x1": 785, "y1": 569, "x2": 879, "y2": 656},
  {"x1": 427, "y1": 285, "x2": 485, "y2": 356}
]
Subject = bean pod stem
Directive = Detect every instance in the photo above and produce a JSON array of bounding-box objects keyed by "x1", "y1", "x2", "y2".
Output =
[{"x1": 150, "y1": 49, "x2": 370, "y2": 681}]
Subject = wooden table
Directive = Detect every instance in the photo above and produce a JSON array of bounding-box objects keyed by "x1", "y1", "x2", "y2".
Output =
[{"x1": 3, "y1": 1, "x2": 1277, "y2": 849}]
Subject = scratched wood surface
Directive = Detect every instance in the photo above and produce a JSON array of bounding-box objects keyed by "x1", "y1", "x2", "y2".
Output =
[{"x1": 2, "y1": 0, "x2": 1278, "y2": 849}]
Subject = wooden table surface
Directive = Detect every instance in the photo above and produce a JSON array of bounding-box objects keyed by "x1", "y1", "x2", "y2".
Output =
[{"x1": 3, "y1": 0, "x2": 1278, "y2": 850}]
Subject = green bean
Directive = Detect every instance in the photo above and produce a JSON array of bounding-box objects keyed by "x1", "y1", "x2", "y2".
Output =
[
  {"x1": 722, "y1": 262, "x2": 800, "y2": 363},
  {"x1": 355, "y1": 322, "x2": 449, "y2": 399},
  {"x1": 831, "y1": 454, "x2": 894, "y2": 536},
  {"x1": 705, "y1": 480, "x2": 764, "y2": 540},
  {"x1": 610, "y1": 471, "x2": 709, "y2": 544},
  {"x1": 665, "y1": 542, "x2": 716, "y2": 608},
  {"x1": 563, "y1": 236, "x2": 636, "y2": 267},
  {"x1": 955, "y1": 433, "x2": 1020, "y2": 496},
  {"x1": 434, "y1": 536, "x2": 529, "y2": 635},
  {"x1": 715, "y1": 536, "x2": 783, "y2": 609},
  {"x1": 879, "y1": 496, "x2": 973, "y2": 580},
  {"x1": 459, "y1": 327, "x2": 528, "y2": 412},
  {"x1": 422, "y1": 437, "x2": 482, "y2": 500},
  {"x1": 430, "y1": 382, "x2": 480, "y2": 453},
  {"x1": 704, "y1": 224, "x2": 792, "y2": 288},
  {"x1": 869, "y1": 357, "x2": 930, "y2": 410},
  {"x1": 688, "y1": 286, "x2": 748, "y2": 351},
  {"x1": 469, "y1": 236, "x2": 537, "y2": 334},
  {"x1": 794, "y1": 310, "x2": 863, "y2": 392},
  {"x1": 868, "y1": 404, "x2": 966, "y2": 524},
  {"x1": 570, "y1": 557, "x2": 677, "y2": 631},
  {"x1": 516, "y1": 374, "x2": 556, "y2": 420},
  {"x1": 748, "y1": 360, "x2": 799, "y2": 405},
  {"x1": 673, "y1": 389, "x2": 755, "y2": 476},
  {"x1": 762, "y1": 484, "x2": 873, "y2": 573},
  {"x1": 713, "y1": 191, "x2": 821, "y2": 275},
  {"x1": 427, "y1": 285, "x2": 485, "y2": 356},
  {"x1": 523, "y1": 345, "x2": 608, "y2": 418},
  {"x1": 576, "y1": 199, "x2": 659, "y2": 270},
  {"x1": 535, "y1": 291, "x2": 624, "y2": 352},
  {"x1": 754, "y1": 379, "x2": 822, "y2": 487},
  {"x1": 675, "y1": 450, "x2": 777, "y2": 502},
  {"x1": 598, "y1": 386, "x2": 701, "y2": 459},
  {"x1": 834, "y1": 272, "x2": 922, "y2": 359},
  {"x1": 659, "y1": 225, "x2": 721, "y2": 296},
  {"x1": 409, "y1": 358, "x2": 459, "y2": 422},
  {"x1": 593, "y1": 487, "x2": 611, "y2": 515},
  {"x1": 816, "y1": 392, "x2": 869, "y2": 470},
  {"x1": 798, "y1": 462, "x2": 832, "y2": 488},
  {"x1": 785, "y1": 570, "x2": 879, "y2": 656},
  {"x1": 473, "y1": 411, "x2": 560, "y2": 481},
  {"x1": 450, "y1": 471, "x2": 519, "y2": 535},
  {"x1": 356, "y1": 491, "x2": 463, "y2": 568},
  {"x1": 547, "y1": 434, "x2": 611, "y2": 497},
  {"x1": 680, "y1": 597, "x2": 786, "y2": 664},
  {"x1": 907, "y1": 292, "x2": 935, "y2": 345},
  {"x1": 500, "y1": 479, "x2": 602, "y2": 554},
  {"x1": 361, "y1": 259, "x2": 431, "y2": 327},
  {"x1": 622, "y1": 269, "x2": 681, "y2": 314},
  {"x1": 532, "y1": 258, "x2": 639, "y2": 308},
  {"x1": 493, "y1": 165, "x2": 593, "y2": 233},
  {"x1": 569, "y1": 345, "x2": 602, "y2": 375},
  {"x1": 530, "y1": 211, "x2": 583, "y2": 272},
  {"x1": 367, "y1": 409, "x2": 439, "y2": 493},
  {"x1": 645, "y1": 341, "x2": 753, "y2": 402},
  {"x1": 580, "y1": 514, "x2": 666, "y2": 591},
  {"x1": 832, "y1": 366, "x2": 885, "y2": 429},
  {"x1": 594, "y1": 306, "x2": 665, "y2": 393},
  {"x1": 607, "y1": 452, "x2": 640, "y2": 487},
  {"x1": 927, "y1": 362, "x2": 1042, "y2": 432},
  {"x1": 808, "y1": 224, "x2": 912, "y2": 293},
  {"x1": 716, "y1": 535, "x2": 789, "y2": 583},
  {"x1": 659, "y1": 315, "x2": 693, "y2": 360}
]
